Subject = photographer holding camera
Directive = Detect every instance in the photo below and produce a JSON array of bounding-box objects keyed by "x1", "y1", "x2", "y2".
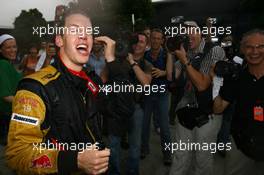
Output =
[
  {"x1": 213, "y1": 29, "x2": 264, "y2": 175},
  {"x1": 103, "y1": 32, "x2": 152, "y2": 175},
  {"x1": 169, "y1": 21, "x2": 225, "y2": 175}
]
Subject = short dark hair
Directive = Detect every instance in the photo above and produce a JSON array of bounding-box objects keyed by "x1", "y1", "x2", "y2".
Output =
[
  {"x1": 151, "y1": 28, "x2": 164, "y2": 38},
  {"x1": 137, "y1": 32, "x2": 149, "y2": 43},
  {"x1": 57, "y1": 6, "x2": 90, "y2": 28},
  {"x1": 29, "y1": 44, "x2": 39, "y2": 52},
  {"x1": 143, "y1": 26, "x2": 151, "y2": 31}
]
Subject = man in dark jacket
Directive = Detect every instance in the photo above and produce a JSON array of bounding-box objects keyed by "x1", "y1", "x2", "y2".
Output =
[
  {"x1": 213, "y1": 29, "x2": 264, "y2": 175},
  {"x1": 104, "y1": 32, "x2": 152, "y2": 175}
]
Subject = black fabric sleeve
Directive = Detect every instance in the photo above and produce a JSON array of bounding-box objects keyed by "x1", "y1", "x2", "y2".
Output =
[
  {"x1": 57, "y1": 151, "x2": 79, "y2": 174},
  {"x1": 219, "y1": 79, "x2": 237, "y2": 103},
  {"x1": 106, "y1": 59, "x2": 130, "y2": 80}
]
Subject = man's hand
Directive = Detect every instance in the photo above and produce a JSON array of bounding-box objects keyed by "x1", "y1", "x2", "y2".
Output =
[
  {"x1": 94, "y1": 36, "x2": 116, "y2": 63},
  {"x1": 77, "y1": 147, "x2": 110, "y2": 175},
  {"x1": 3, "y1": 96, "x2": 14, "y2": 103},
  {"x1": 126, "y1": 53, "x2": 135, "y2": 65},
  {"x1": 152, "y1": 67, "x2": 166, "y2": 78},
  {"x1": 174, "y1": 45, "x2": 188, "y2": 65},
  {"x1": 213, "y1": 95, "x2": 230, "y2": 114}
]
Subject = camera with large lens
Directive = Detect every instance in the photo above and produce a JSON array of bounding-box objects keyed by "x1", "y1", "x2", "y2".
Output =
[
  {"x1": 166, "y1": 16, "x2": 189, "y2": 53},
  {"x1": 114, "y1": 31, "x2": 139, "y2": 59},
  {"x1": 221, "y1": 38, "x2": 238, "y2": 60},
  {"x1": 166, "y1": 34, "x2": 189, "y2": 53},
  {"x1": 214, "y1": 59, "x2": 242, "y2": 81}
]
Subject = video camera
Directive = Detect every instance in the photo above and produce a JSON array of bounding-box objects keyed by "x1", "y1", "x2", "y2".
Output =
[
  {"x1": 166, "y1": 16, "x2": 190, "y2": 53},
  {"x1": 95, "y1": 26, "x2": 139, "y2": 59},
  {"x1": 166, "y1": 35, "x2": 189, "y2": 53},
  {"x1": 220, "y1": 39, "x2": 238, "y2": 60},
  {"x1": 214, "y1": 56, "x2": 243, "y2": 81},
  {"x1": 113, "y1": 30, "x2": 139, "y2": 59}
]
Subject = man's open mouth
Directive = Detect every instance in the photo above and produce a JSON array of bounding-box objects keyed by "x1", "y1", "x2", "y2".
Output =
[{"x1": 76, "y1": 44, "x2": 89, "y2": 56}]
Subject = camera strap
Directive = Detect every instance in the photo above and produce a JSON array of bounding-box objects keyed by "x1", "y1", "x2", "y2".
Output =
[
  {"x1": 183, "y1": 42, "x2": 215, "y2": 114},
  {"x1": 195, "y1": 42, "x2": 215, "y2": 114},
  {"x1": 191, "y1": 42, "x2": 215, "y2": 69}
]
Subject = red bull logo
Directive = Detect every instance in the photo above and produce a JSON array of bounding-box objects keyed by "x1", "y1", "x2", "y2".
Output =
[{"x1": 31, "y1": 155, "x2": 52, "y2": 168}]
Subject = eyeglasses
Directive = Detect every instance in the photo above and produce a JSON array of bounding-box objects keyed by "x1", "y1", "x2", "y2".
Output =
[{"x1": 244, "y1": 44, "x2": 264, "y2": 51}]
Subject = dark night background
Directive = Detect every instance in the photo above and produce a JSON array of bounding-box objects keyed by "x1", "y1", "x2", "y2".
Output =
[
  {"x1": 2, "y1": 0, "x2": 262, "y2": 53},
  {"x1": 77, "y1": 0, "x2": 263, "y2": 41},
  {"x1": 150, "y1": 0, "x2": 262, "y2": 40}
]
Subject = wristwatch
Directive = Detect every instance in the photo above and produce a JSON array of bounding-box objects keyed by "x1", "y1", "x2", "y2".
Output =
[
  {"x1": 183, "y1": 61, "x2": 191, "y2": 69},
  {"x1": 131, "y1": 62, "x2": 138, "y2": 68}
]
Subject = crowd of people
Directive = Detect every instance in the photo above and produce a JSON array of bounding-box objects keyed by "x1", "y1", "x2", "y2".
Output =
[{"x1": 0, "y1": 5, "x2": 264, "y2": 175}]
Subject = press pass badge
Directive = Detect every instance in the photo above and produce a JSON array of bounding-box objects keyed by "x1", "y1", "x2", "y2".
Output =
[{"x1": 253, "y1": 106, "x2": 264, "y2": 122}]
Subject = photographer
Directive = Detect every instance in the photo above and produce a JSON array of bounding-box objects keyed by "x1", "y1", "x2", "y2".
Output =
[
  {"x1": 169, "y1": 21, "x2": 225, "y2": 175},
  {"x1": 103, "y1": 32, "x2": 152, "y2": 175},
  {"x1": 213, "y1": 29, "x2": 264, "y2": 175},
  {"x1": 216, "y1": 35, "x2": 239, "y2": 157},
  {"x1": 6, "y1": 7, "x2": 112, "y2": 174}
]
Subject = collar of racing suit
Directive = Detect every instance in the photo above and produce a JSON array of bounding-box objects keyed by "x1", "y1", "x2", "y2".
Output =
[{"x1": 53, "y1": 54, "x2": 99, "y2": 96}]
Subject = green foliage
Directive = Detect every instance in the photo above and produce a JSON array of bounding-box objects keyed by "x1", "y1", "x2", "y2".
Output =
[{"x1": 12, "y1": 8, "x2": 47, "y2": 54}]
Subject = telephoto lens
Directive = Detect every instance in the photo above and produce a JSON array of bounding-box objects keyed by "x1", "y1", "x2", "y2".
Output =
[
  {"x1": 166, "y1": 34, "x2": 189, "y2": 53},
  {"x1": 214, "y1": 60, "x2": 242, "y2": 81},
  {"x1": 115, "y1": 32, "x2": 139, "y2": 59}
]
